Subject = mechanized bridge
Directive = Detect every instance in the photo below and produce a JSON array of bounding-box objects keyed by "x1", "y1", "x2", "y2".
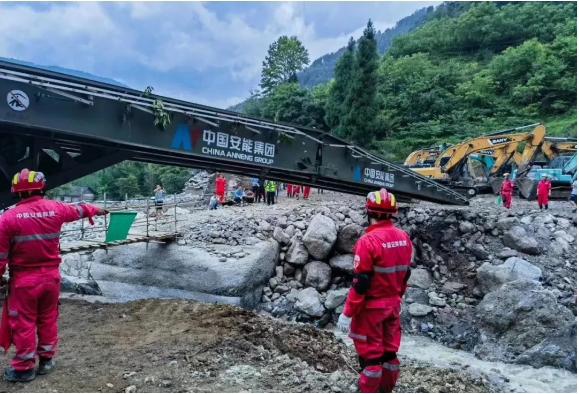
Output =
[{"x1": 0, "y1": 60, "x2": 469, "y2": 210}]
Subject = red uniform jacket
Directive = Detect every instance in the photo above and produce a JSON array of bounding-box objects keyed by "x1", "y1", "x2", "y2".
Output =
[
  {"x1": 0, "y1": 196, "x2": 100, "y2": 351},
  {"x1": 0, "y1": 196, "x2": 100, "y2": 277},
  {"x1": 501, "y1": 179, "x2": 514, "y2": 194},
  {"x1": 343, "y1": 220, "x2": 413, "y2": 317},
  {"x1": 215, "y1": 177, "x2": 226, "y2": 193},
  {"x1": 537, "y1": 179, "x2": 551, "y2": 196}
]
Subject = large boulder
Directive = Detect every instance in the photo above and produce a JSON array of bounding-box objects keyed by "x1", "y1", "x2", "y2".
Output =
[
  {"x1": 294, "y1": 287, "x2": 324, "y2": 317},
  {"x1": 325, "y1": 288, "x2": 349, "y2": 310},
  {"x1": 335, "y1": 224, "x2": 364, "y2": 254},
  {"x1": 476, "y1": 257, "x2": 542, "y2": 295},
  {"x1": 285, "y1": 238, "x2": 309, "y2": 265},
  {"x1": 502, "y1": 226, "x2": 540, "y2": 255},
  {"x1": 303, "y1": 261, "x2": 332, "y2": 292},
  {"x1": 406, "y1": 268, "x2": 432, "y2": 290},
  {"x1": 302, "y1": 214, "x2": 338, "y2": 260},
  {"x1": 475, "y1": 280, "x2": 576, "y2": 371},
  {"x1": 88, "y1": 239, "x2": 279, "y2": 309},
  {"x1": 60, "y1": 275, "x2": 102, "y2": 296},
  {"x1": 329, "y1": 254, "x2": 354, "y2": 274}
]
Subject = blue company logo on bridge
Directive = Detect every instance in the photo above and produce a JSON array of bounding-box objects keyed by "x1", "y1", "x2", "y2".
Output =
[
  {"x1": 364, "y1": 167, "x2": 395, "y2": 188},
  {"x1": 171, "y1": 124, "x2": 275, "y2": 165},
  {"x1": 353, "y1": 166, "x2": 395, "y2": 188}
]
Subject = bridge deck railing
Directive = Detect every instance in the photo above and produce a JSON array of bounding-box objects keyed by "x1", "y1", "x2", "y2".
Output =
[{"x1": 59, "y1": 192, "x2": 185, "y2": 243}]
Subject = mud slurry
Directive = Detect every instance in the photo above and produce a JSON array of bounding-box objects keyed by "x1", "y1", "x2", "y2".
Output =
[{"x1": 0, "y1": 299, "x2": 495, "y2": 393}]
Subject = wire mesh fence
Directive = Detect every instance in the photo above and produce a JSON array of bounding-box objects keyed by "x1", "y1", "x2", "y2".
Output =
[{"x1": 60, "y1": 192, "x2": 184, "y2": 241}]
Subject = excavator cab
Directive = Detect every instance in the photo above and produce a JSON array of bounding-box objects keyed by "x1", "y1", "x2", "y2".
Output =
[{"x1": 516, "y1": 137, "x2": 577, "y2": 200}]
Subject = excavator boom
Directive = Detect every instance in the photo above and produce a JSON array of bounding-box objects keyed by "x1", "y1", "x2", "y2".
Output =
[
  {"x1": 516, "y1": 136, "x2": 577, "y2": 200},
  {"x1": 413, "y1": 124, "x2": 543, "y2": 180}
]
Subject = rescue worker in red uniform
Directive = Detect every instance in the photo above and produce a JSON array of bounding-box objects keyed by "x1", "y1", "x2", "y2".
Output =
[
  {"x1": 303, "y1": 186, "x2": 311, "y2": 199},
  {"x1": 286, "y1": 183, "x2": 294, "y2": 198},
  {"x1": 0, "y1": 169, "x2": 108, "y2": 383},
  {"x1": 336, "y1": 188, "x2": 412, "y2": 393},
  {"x1": 500, "y1": 172, "x2": 514, "y2": 209},
  {"x1": 293, "y1": 184, "x2": 301, "y2": 199},
  {"x1": 215, "y1": 173, "x2": 226, "y2": 203},
  {"x1": 537, "y1": 173, "x2": 552, "y2": 210}
]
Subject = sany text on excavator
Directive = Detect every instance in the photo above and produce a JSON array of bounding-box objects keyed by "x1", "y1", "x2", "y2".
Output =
[{"x1": 411, "y1": 123, "x2": 544, "y2": 197}]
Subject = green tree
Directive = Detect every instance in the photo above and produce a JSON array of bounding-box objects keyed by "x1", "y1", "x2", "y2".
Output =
[
  {"x1": 260, "y1": 82, "x2": 327, "y2": 130},
  {"x1": 342, "y1": 20, "x2": 380, "y2": 147},
  {"x1": 45, "y1": 184, "x2": 73, "y2": 200},
  {"x1": 260, "y1": 36, "x2": 310, "y2": 94},
  {"x1": 325, "y1": 37, "x2": 356, "y2": 137}
]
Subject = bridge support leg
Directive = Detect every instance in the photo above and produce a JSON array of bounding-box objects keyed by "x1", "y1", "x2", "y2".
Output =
[{"x1": 0, "y1": 131, "x2": 132, "y2": 209}]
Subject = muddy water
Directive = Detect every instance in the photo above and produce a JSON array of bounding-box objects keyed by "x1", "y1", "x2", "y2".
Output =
[
  {"x1": 60, "y1": 280, "x2": 243, "y2": 305},
  {"x1": 62, "y1": 280, "x2": 577, "y2": 393},
  {"x1": 335, "y1": 331, "x2": 576, "y2": 393}
]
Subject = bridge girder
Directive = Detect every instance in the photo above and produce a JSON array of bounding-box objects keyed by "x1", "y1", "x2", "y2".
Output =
[{"x1": 0, "y1": 61, "x2": 469, "y2": 208}]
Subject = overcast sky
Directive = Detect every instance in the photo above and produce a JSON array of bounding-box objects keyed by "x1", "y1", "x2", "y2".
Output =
[{"x1": 0, "y1": 1, "x2": 440, "y2": 108}]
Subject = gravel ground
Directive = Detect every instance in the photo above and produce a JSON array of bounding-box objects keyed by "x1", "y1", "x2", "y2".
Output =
[{"x1": 0, "y1": 299, "x2": 498, "y2": 393}]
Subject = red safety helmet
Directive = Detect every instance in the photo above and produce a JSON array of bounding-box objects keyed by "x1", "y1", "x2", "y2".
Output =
[
  {"x1": 11, "y1": 169, "x2": 46, "y2": 193},
  {"x1": 365, "y1": 188, "x2": 397, "y2": 215}
]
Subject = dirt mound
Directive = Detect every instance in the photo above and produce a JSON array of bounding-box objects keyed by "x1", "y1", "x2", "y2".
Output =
[{"x1": 0, "y1": 299, "x2": 495, "y2": 393}]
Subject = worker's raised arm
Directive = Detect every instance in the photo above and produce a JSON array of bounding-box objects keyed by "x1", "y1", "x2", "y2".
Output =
[{"x1": 56, "y1": 201, "x2": 108, "y2": 224}]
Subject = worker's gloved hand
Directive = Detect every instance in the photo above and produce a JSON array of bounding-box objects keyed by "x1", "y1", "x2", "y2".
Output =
[
  {"x1": 336, "y1": 313, "x2": 352, "y2": 333},
  {"x1": 96, "y1": 208, "x2": 109, "y2": 216}
]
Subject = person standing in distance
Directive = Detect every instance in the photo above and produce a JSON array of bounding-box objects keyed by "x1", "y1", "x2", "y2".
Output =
[
  {"x1": 153, "y1": 185, "x2": 165, "y2": 218},
  {"x1": 537, "y1": 173, "x2": 552, "y2": 210},
  {"x1": 215, "y1": 173, "x2": 226, "y2": 203},
  {"x1": 0, "y1": 169, "x2": 108, "y2": 382},
  {"x1": 336, "y1": 188, "x2": 412, "y2": 393},
  {"x1": 500, "y1": 172, "x2": 514, "y2": 209}
]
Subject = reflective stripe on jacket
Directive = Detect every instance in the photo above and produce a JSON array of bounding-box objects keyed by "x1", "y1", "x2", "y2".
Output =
[
  {"x1": 0, "y1": 196, "x2": 100, "y2": 276},
  {"x1": 343, "y1": 220, "x2": 412, "y2": 317}
]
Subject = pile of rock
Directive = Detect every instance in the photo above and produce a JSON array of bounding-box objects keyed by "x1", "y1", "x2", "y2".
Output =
[{"x1": 255, "y1": 204, "x2": 577, "y2": 372}]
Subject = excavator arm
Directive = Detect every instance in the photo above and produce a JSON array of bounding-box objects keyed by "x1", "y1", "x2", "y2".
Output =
[
  {"x1": 413, "y1": 124, "x2": 544, "y2": 179},
  {"x1": 541, "y1": 138, "x2": 577, "y2": 160},
  {"x1": 403, "y1": 147, "x2": 441, "y2": 166},
  {"x1": 487, "y1": 143, "x2": 521, "y2": 176},
  {"x1": 517, "y1": 134, "x2": 575, "y2": 177}
]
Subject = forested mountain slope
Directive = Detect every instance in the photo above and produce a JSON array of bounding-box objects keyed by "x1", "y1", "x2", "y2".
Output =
[
  {"x1": 237, "y1": 1, "x2": 577, "y2": 161},
  {"x1": 296, "y1": 6, "x2": 434, "y2": 89},
  {"x1": 227, "y1": 5, "x2": 435, "y2": 112}
]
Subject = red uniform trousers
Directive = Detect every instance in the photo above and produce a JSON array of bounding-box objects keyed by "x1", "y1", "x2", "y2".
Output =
[
  {"x1": 501, "y1": 193, "x2": 512, "y2": 209},
  {"x1": 293, "y1": 185, "x2": 301, "y2": 198},
  {"x1": 216, "y1": 190, "x2": 225, "y2": 203},
  {"x1": 537, "y1": 193, "x2": 548, "y2": 207},
  {"x1": 303, "y1": 187, "x2": 311, "y2": 199},
  {"x1": 7, "y1": 268, "x2": 60, "y2": 371},
  {"x1": 349, "y1": 301, "x2": 401, "y2": 393}
]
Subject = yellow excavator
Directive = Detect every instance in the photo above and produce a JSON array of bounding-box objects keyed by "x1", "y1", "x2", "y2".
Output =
[
  {"x1": 403, "y1": 148, "x2": 440, "y2": 167},
  {"x1": 412, "y1": 123, "x2": 544, "y2": 196},
  {"x1": 513, "y1": 136, "x2": 577, "y2": 199},
  {"x1": 468, "y1": 147, "x2": 522, "y2": 181},
  {"x1": 403, "y1": 143, "x2": 452, "y2": 167}
]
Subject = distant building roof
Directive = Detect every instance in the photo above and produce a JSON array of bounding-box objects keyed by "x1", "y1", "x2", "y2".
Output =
[{"x1": 59, "y1": 186, "x2": 97, "y2": 197}]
